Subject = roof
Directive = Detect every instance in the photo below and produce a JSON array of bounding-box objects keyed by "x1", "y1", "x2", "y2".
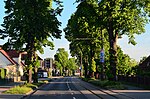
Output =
[
  {"x1": 0, "y1": 47, "x2": 16, "y2": 67},
  {"x1": 139, "y1": 55, "x2": 150, "y2": 67},
  {"x1": 6, "y1": 50, "x2": 20, "y2": 58}
]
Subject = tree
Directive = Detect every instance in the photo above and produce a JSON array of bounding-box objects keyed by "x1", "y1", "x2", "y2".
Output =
[
  {"x1": 64, "y1": 0, "x2": 105, "y2": 78},
  {"x1": 67, "y1": 58, "x2": 78, "y2": 76},
  {"x1": 0, "y1": 0, "x2": 63, "y2": 83},
  {"x1": 98, "y1": 0, "x2": 148, "y2": 81},
  {"x1": 117, "y1": 46, "x2": 138, "y2": 76},
  {"x1": 54, "y1": 48, "x2": 69, "y2": 76},
  {"x1": 75, "y1": 0, "x2": 148, "y2": 80},
  {"x1": 54, "y1": 61, "x2": 62, "y2": 76},
  {"x1": 54, "y1": 48, "x2": 78, "y2": 76}
]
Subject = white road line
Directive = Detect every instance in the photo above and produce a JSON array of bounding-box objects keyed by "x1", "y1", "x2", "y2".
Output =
[
  {"x1": 67, "y1": 81, "x2": 71, "y2": 91},
  {"x1": 73, "y1": 97, "x2": 76, "y2": 99},
  {"x1": 67, "y1": 78, "x2": 76, "y2": 99}
]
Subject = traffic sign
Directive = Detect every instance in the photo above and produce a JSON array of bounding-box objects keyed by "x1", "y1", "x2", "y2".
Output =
[{"x1": 100, "y1": 49, "x2": 104, "y2": 63}]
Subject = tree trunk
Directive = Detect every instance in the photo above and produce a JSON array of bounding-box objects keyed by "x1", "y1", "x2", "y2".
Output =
[
  {"x1": 84, "y1": 62, "x2": 88, "y2": 78},
  {"x1": 108, "y1": 20, "x2": 118, "y2": 81},
  {"x1": 33, "y1": 52, "x2": 38, "y2": 83},
  {"x1": 89, "y1": 43, "x2": 95, "y2": 78},
  {"x1": 26, "y1": 50, "x2": 33, "y2": 83},
  {"x1": 27, "y1": 69, "x2": 32, "y2": 83},
  {"x1": 33, "y1": 67, "x2": 38, "y2": 83}
]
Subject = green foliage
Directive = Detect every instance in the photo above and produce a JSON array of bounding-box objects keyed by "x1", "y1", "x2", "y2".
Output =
[
  {"x1": 1, "y1": 0, "x2": 63, "y2": 51},
  {"x1": 64, "y1": 0, "x2": 109, "y2": 78},
  {"x1": 24, "y1": 83, "x2": 39, "y2": 89},
  {"x1": 0, "y1": 68, "x2": 6, "y2": 79},
  {"x1": 0, "y1": 0, "x2": 63, "y2": 83},
  {"x1": 54, "y1": 48, "x2": 78, "y2": 76},
  {"x1": 90, "y1": 58, "x2": 96, "y2": 72},
  {"x1": 2, "y1": 82, "x2": 46, "y2": 94},
  {"x1": 54, "y1": 48, "x2": 69, "y2": 69},
  {"x1": 67, "y1": 58, "x2": 78, "y2": 71},
  {"x1": 3, "y1": 86, "x2": 32, "y2": 94},
  {"x1": 65, "y1": 0, "x2": 149, "y2": 80},
  {"x1": 117, "y1": 46, "x2": 138, "y2": 75},
  {"x1": 89, "y1": 80, "x2": 125, "y2": 89},
  {"x1": 33, "y1": 59, "x2": 41, "y2": 68},
  {"x1": 82, "y1": 77, "x2": 126, "y2": 89},
  {"x1": 54, "y1": 48, "x2": 78, "y2": 75}
]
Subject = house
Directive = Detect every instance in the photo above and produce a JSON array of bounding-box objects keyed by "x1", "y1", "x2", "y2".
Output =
[
  {"x1": 0, "y1": 46, "x2": 44, "y2": 81},
  {"x1": 7, "y1": 50, "x2": 44, "y2": 76},
  {"x1": 139, "y1": 55, "x2": 150, "y2": 72},
  {"x1": 0, "y1": 47, "x2": 17, "y2": 81},
  {"x1": 6, "y1": 50, "x2": 26, "y2": 77}
]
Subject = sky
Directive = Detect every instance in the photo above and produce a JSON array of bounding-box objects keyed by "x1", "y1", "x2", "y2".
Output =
[{"x1": 0, "y1": 0, "x2": 150, "y2": 62}]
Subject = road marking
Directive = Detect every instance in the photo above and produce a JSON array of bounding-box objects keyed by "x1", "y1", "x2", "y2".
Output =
[
  {"x1": 73, "y1": 97, "x2": 76, "y2": 99},
  {"x1": 67, "y1": 81, "x2": 71, "y2": 91}
]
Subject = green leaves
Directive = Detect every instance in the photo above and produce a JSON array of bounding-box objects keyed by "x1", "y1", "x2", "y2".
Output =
[
  {"x1": 1, "y1": 0, "x2": 63, "y2": 83},
  {"x1": 54, "y1": 48, "x2": 77, "y2": 76},
  {"x1": 1, "y1": 0, "x2": 63, "y2": 52}
]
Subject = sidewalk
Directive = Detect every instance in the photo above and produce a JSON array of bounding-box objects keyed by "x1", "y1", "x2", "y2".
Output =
[
  {"x1": 0, "y1": 81, "x2": 25, "y2": 99},
  {"x1": 0, "y1": 81, "x2": 25, "y2": 94},
  {"x1": 0, "y1": 78, "x2": 52, "y2": 99}
]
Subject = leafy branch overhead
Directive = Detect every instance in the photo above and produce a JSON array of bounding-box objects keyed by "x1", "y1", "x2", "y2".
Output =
[
  {"x1": 65, "y1": 0, "x2": 150, "y2": 80},
  {"x1": 0, "y1": 0, "x2": 63, "y2": 83}
]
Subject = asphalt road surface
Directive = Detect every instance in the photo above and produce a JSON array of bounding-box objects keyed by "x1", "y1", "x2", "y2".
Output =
[
  {"x1": 24, "y1": 77, "x2": 150, "y2": 99},
  {"x1": 25, "y1": 77, "x2": 99, "y2": 99}
]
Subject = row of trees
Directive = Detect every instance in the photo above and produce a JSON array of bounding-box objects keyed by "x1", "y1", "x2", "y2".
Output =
[
  {"x1": 64, "y1": 0, "x2": 150, "y2": 80},
  {"x1": 54, "y1": 48, "x2": 78, "y2": 76},
  {"x1": 0, "y1": 0, "x2": 150, "y2": 83},
  {"x1": 0, "y1": 0, "x2": 63, "y2": 83}
]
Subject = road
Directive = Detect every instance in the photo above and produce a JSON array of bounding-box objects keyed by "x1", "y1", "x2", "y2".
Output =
[
  {"x1": 24, "y1": 77, "x2": 87, "y2": 99},
  {"x1": 24, "y1": 77, "x2": 150, "y2": 99}
]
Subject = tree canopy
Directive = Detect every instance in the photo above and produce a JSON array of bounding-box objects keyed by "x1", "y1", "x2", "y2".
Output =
[
  {"x1": 65, "y1": 0, "x2": 149, "y2": 80},
  {"x1": 0, "y1": 0, "x2": 63, "y2": 83},
  {"x1": 54, "y1": 48, "x2": 78, "y2": 76}
]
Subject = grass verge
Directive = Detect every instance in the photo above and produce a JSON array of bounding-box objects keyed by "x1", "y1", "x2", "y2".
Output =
[
  {"x1": 2, "y1": 81, "x2": 46, "y2": 94},
  {"x1": 81, "y1": 77, "x2": 126, "y2": 90}
]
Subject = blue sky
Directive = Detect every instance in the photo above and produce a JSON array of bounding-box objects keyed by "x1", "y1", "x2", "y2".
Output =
[{"x1": 0, "y1": 0, "x2": 150, "y2": 62}]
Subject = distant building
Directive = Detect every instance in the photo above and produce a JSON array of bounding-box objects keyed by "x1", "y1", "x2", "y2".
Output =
[
  {"x1": 44, "y1": 58, "x2": 53, "y2": 77},
  {"x1": 44, "y1": 58, "x2": 53, "y2": 69}
]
